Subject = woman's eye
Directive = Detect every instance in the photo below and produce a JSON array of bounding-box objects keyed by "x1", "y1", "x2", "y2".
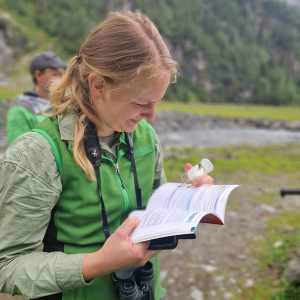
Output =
[{"x1": 135, "y1": 103, "x2": 147, "y2": 107}]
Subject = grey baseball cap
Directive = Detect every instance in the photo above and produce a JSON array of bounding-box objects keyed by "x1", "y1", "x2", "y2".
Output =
[{"x1": 29, "y1": 51, "x2": 67, "y2": 75}]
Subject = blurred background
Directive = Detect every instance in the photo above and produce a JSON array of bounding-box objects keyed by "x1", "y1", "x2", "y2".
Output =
[{"x1": 1, "y1": 0, "x2": 300, "y2": 299}]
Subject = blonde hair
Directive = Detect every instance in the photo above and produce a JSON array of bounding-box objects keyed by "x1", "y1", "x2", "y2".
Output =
[{"x1": 49, "y1": 11, "x2": 178, "y2": 181}]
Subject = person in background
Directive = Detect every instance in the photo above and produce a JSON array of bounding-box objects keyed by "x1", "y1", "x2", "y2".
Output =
[
  {"x1": 0, "y1": 11, "x2": 213, "y2": 300},
  {"x1": 6, "y1": 51, "x2": 66, "y2": 144}
]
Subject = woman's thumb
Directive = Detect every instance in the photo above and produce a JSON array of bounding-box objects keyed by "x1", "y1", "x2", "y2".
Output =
[{"x1": 118, "y1": 216, "x2": 140, "y2": 236}]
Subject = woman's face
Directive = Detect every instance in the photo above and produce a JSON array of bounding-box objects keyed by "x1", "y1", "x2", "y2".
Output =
[{"x1": 92, "y1": 73, "x2": 170, "y2": 137}]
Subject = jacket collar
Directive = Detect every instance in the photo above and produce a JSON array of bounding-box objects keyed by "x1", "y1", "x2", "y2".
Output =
[{"x1": 57, "y1": 110, "x2": 124, "y2": 144}]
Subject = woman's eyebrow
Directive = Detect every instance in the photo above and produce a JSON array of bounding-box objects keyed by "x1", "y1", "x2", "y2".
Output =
[{"x1": 133, "y1": 99, "x2": 159, "y2": 104}]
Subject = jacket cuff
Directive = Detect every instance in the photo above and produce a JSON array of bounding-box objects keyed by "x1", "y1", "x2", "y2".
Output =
[{"x1": 56, "y1": 253, "x2": 93, "y2": 290}]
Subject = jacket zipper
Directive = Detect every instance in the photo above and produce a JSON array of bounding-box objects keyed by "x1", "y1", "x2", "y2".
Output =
[
  {"x1": 114, "y1": 158, "x2": 130, "y2": 227},
  {"x1": 102, "y1": 155, "x2": 129, "y2": 228},
  {"x1": 114, "y1": 163, "x2": 125, "y2": 189}
]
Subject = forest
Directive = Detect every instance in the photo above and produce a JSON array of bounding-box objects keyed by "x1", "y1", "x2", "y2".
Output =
[{"x1": 0, "y1": 0, "x2": 300, "y2": 105}]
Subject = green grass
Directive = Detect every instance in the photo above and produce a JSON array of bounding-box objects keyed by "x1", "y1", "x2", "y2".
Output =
[
  {"x1": 257, "y1": 212, "x2": 300, "y2": 272},
  {"x1": 0, "y1": 86, "x2": 22, "y2": 100},
  {"x1": 163, "y1": 144, "x2": 300, "y2": 183},
  {"x1": 157, "y1": 101, "x2": 300, "y2": 122},
  {"x1": 228, "y1": 211, "x2": 300, "y2": 300}
]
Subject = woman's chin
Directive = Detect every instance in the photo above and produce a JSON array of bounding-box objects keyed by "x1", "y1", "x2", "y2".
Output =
[
  {"x1": 127, "y1": 125, "x2": 138, "y2": 132},
  {"x1": 124, "y1": 121, "x2": 139, "y2": 132}
]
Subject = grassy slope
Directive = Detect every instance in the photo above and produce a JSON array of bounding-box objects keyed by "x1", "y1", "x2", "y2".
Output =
[
  {"x1": 0, "y1": 5, "x2": 68, "y2": 96},
  {"x1": 0, "y1": 87, "x2": 23, "y2": 100},
  {"x1": 157, "y1": 101, "x2": 300, "y2": 122}
]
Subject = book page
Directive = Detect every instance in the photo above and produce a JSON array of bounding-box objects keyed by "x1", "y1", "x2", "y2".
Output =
[
  {"x1": 129, "y1": 209, "x2": 209, "y2": 243},
  {"x1": 213, "y1": 185, "x2": 239, "y2": 220},
  {"x1": 147, "y1": 183, "x2": 239, "y2": 222}
]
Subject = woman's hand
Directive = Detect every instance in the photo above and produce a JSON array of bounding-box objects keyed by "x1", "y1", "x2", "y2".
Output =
[
  {"x1": 82, "y1": 217, "x2": 160, "y2": 281},
  {"x1": 184, "y1": 163, "x2": 214, "y2": 186}
]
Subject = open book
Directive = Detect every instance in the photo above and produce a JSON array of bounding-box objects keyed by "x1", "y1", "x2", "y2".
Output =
[{"x1": 129, "y1": 183, "x2": 239, "y2": 244}]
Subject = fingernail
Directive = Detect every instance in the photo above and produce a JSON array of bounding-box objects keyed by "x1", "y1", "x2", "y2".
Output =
[
  {"x1": 133, "y1": 216, "x2": 140, "y2": 222},
  {"x1": 193, "y1": 181, "x2": 199, "y2": 187}
]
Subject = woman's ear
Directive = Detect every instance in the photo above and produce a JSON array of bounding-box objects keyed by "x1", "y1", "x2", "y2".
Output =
[{"x1": 88, "y1": 73, "x2": 105, "y2": 100}]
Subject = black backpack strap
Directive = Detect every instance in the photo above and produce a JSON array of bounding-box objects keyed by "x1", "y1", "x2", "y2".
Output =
[
  {"x1": 125, "y1": 132, "x2": 142, "y2": 209},
  {"x1": 84, "y1": 120, "x2": 110, "y2": 240}
]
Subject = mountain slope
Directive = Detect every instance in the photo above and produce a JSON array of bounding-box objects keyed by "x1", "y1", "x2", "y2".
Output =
[{"x1": 0, "y1": 0, "x2": 299, "y2": 105}]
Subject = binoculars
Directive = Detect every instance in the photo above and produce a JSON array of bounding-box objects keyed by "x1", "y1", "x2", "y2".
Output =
[{"x1": 111, "y1": 261, "x2": 155, "y2": 300}]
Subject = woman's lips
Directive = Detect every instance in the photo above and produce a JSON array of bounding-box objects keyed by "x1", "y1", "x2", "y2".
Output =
[{"x1": 130, "y1": 119, "x2": 140, "y2": 124}]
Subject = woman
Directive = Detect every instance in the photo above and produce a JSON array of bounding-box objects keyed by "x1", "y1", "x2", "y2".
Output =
[{"x1": 0, "y1": 11, "x2": 213, "y2": 300}]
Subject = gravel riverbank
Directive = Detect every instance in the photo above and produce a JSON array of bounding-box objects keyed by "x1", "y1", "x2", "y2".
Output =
[
  {"x1": 150, "y1": 110, "x2": 300, "y2": 134},
  {"x1": 1, "y1": 100, "x2": 300, "y2": 156}
]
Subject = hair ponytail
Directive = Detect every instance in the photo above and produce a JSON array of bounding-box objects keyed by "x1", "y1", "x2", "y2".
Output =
[{"x1": 49, "y1": 55, "x2": 96, "y2": 181}]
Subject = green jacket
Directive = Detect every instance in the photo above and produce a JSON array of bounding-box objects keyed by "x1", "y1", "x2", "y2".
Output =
[
  {"x1": 0, "y1": 111, "x2": 167, "y2": 299},
  {"x1": 6, "y1": 90, "x2": 52, "y2": 145},
  {"x1": 6, "y1": 106, "x2": 48, "y2": 144},
  {"x1": 34, "y1": 115, "x2": 162, "y2": 300}
]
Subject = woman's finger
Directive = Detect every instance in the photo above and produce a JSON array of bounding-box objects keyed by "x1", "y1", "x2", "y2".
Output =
[
  {"x1": 192, "y1": 175, "x2": 214, "y2": 187},
  {"x1": 116, "y1": 217, "x2": 140, "y2": 237},
  {"x1": 184, "y1": 163, "x2": 193, "y2": 173}
]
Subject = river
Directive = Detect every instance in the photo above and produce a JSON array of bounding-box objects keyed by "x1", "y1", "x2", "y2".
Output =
[
  {"x1": 1, "y1": 127, "x2": 300, "y2": 158},
  {"x1": 1, "y1": 104, "x2": 300, "y2": 156},
  {"x1": 157, "y1": 128, "x2": 300, "y2": 150}
]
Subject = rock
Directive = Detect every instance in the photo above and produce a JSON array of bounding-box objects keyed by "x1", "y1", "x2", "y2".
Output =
[
  {"x1": 238, "y1": 254, "x2": 247, "y2": 260},
  {"x1": 228, "y1": 211, "x2": 238, "y2": 218},
  {"x1": 149, "y1": 111, "x2": 300, "y2": 135},
  {"x1": 286, "y1": 121, "x2": 300, "y2": 131},
  {"x1": 0, "y1": 13, "x2": 35, "y2": 78},
  {"x1": 285, "y1": 252, "x2": 300, "y2": 283},
  {"x1": 260, "y1": 204, "x2": 276, "y2": 213},
  {"x1": 190, "y1": 287, "x2": 204, "y2": 300},
  {"x1": 187, "y1": 263, "x2": 201, "y2": 269},
  {"x1": 172, "y1": 248, "x2": 184, "y2": 256},
  {"x1": 271, "y1": 120, "x2": 286, "y2": 130},
  {"x1": 214, "y1": 275, "x2": 224, "y2": 282},
  {"x1": 201, "y1": 264, "x2": 217, "y2": 273},
  {"x1": 224, "y1": 292, "x2": 233, "y2": 298},
  {"x1": 244, "y1": 278, "x2": 254, "y2": 287},
  {"x1": 159, "y1": 270, "x2": 167, "y2": 281},
  {"x1": 210, "y1": 290, "x2": 217, "y2": 297},
  {"x1": 273, "y1": 240, "x2": 283, "y2": 248}
]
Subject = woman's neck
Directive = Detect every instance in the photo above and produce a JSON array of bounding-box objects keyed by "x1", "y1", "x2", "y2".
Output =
[{"x1": 96, "y1": 124, "x2": 116, "y2": 138}]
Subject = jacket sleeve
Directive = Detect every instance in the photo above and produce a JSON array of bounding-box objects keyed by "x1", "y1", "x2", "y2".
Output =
[
  {"x1": 6, "y1": 106, "x2": 36, "y2": 145},
  {"x1": 152, "y1": 127, "x2": 167, "y2": 193},
  {"x1": 0, "y1": 132, "x2": 89, "y2": 298}
]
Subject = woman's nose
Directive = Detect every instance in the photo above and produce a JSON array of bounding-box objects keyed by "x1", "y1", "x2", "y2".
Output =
[{"x1": 142, "y1": 105, "x2": 156, "y2": 122}]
